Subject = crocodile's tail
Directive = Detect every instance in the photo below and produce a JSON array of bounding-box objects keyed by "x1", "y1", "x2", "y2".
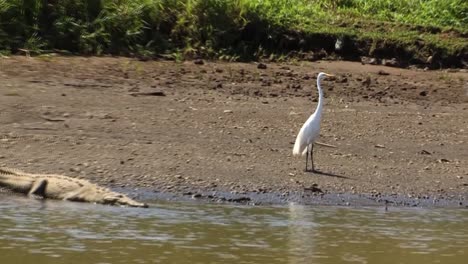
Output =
[{"x1": 0, "y1": 167, "x2": 25, "y2": 176}]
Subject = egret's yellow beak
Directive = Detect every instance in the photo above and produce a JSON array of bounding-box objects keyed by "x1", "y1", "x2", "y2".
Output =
[{"x1": 324, "y1": 73, "x2": 335, "y2": 77}]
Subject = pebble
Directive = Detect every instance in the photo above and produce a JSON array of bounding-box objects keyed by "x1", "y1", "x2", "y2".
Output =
[
  {"x1": 382, "y1": 58, "x2": 399, "y2": 67},
  {"x1": 194, "y1": 59, "x2": 204, "y2": 65},
  {"x1": 69, "y1": 167, "x2": 81, "y2": 173},
  {"x1": 257, "y1": 63, "x2": 267, "y2": 69},
  {"x1": 419, "y1": 150, "x2": 431, "y2": 155},
  {"x1": 377, "y1": 70, "x2": 390, "y2": 75},
  {"x1": 192, "y1": 193, "x2": 202, "y2": 199}
]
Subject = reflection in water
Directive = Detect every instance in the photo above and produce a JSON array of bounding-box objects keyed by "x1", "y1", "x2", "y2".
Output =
[
  {"x1": 288, "y1": 203, "x2": 316, "y2": 264},
  {"x1": 0, "y1": 194, "x2": 467, "y2": 264}
]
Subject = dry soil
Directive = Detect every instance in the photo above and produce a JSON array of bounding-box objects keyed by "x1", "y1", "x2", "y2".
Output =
[{"x1": 1, "y1": 56, "x2": 467, "y2": 206}]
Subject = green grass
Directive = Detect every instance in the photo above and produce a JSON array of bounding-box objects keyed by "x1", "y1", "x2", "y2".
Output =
[{"x1": 0, "y1": 0, "x2": 466, "y2": 66}]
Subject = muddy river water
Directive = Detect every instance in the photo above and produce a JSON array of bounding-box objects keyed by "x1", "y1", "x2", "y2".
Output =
[{"x1": 0, "y1": 194, "x2": 467, "y2": 263}]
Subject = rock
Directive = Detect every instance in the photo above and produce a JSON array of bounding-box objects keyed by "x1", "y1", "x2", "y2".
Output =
[
  {"x1": 257, "y1": 63, "x2": 267, "y2": 69},
  {"x1": 130, "y1": 91, "x2": 166, "y2": 97},
  {"x1": 315, "y1": 49, "x2": 328, "y2": 60},
  {"x1": 211, "y1": 83, "x2": 222, "y2": 89},
  {"x1": 419, "y1": 91, "x2": 428, "y2": 96},
  {"x1": 377, "y1": 70, "x2": 390, "y2": 75},
  {"x1": 419, "y1": 150, "x2": 431, "y2": 155},
  {"x1": 337, "y1": 77, "x2": 348, "y2": 83},
  {"x1": 191, "y1": 193, "x2": 202, "y2": 199},
  {"x1": 361, "y1": 57, "x2": 378, "y2": 65},
  {"x1": 335, "y1": 38, "x2": 344, "y2": 51},
  {"x1": 303, "y1": 52, "x2": 318, "y2": 61},
  {"x1": 382, "y1": 58, "x2": 399, "y2": 67},
  {"x1": 361, "y1": 76, "x2": 371, "y2": 86},
  {"x1": 69, "y1": 167, "x2": 81, "y2": 173},
  {"x1": 194, "y1": 59, "x2": 204, "y2": 65},
  {"x1": 304, "y1": 184, "x2": 323, "y2": 193},
  {"x1": 229, "y1": 197, "x2": 251, "y2": 203},
  {"x1": 375, "y1": 144, "x2": 385, "y2": 148},
  {"x1": 426, "y1": 56, "x2": 433, "y2": 64}
]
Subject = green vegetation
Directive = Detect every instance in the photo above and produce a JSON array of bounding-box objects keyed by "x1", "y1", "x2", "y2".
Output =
[{"x1": 0, "y1": 0, "x2": 467, "y2": 66}]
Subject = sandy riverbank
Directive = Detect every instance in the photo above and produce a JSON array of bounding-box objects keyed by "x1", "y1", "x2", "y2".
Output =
[{"x1": 1, "y1": 56, "x2": 467, "y2": 207}]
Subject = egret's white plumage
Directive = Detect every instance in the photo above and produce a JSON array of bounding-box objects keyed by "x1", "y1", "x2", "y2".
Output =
[{"x1": 293, "y1": 72, "x2": 333, "y2": 171}]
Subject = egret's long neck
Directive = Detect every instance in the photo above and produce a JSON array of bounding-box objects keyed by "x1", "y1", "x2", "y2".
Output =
[{"x1": 313, "y1": 78, "x2": 324, "y2": 116}]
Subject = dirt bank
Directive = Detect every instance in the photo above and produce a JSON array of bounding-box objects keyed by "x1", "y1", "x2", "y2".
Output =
[{"x1": 1, "y1": 56, "x2": 467, "y2": 207}]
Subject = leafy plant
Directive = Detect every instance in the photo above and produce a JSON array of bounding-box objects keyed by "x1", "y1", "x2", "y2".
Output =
[{"x1": 0, "y1": 0, "x2": 465, "y2": 65}]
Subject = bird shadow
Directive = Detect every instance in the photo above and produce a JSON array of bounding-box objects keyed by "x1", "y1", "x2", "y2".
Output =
[{"x1": 307, "y1": 169, "x2": 350, "y2": 179}]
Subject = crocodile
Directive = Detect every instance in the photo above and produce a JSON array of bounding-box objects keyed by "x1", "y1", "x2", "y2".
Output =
[{"x1": 0, "y1": 167, "x2": 148, "y2": 208}]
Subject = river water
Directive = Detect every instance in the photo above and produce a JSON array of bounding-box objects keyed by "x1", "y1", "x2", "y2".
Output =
[{"x1": 0, "y1": 195, "x2": 467, "y2": 264}]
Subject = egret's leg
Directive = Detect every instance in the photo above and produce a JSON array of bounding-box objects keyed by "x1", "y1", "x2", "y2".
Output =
[
  {"x1": 311, "y1": 144, "x2": 315, "y2": 172},
  {"x1": 305, "y1": 145, "x2": 309, "y2": 172}
]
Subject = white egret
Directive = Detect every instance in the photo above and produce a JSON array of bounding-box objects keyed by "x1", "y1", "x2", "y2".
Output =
[{"x1": 293, "y1": 72, "x2": 334, "y2": 172}]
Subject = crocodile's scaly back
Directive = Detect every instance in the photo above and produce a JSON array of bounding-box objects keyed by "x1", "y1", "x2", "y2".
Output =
[
  {"x1": 0, "y1": 167, "x2": 25, "y2": 176},
  {"x1": 0, "y1": 167, "x2": 148, "y2": 208}
]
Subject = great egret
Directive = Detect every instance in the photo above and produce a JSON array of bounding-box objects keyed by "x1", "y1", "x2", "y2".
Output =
[{"x1": 293, "y1": 72, "x2": 334, "y2": 172}]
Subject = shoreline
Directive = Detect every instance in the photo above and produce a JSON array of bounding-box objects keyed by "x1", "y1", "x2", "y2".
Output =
[{"x1": 124, "y1": 188, "x2": 467, "y2": 209}]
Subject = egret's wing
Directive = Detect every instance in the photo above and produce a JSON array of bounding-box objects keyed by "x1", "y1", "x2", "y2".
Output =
[
  {"x1": 293, "y1": 112, "x2": 323, "y2": 156},
  {"x1": 292, "y1": 125, "x2": 308, "y2": 156}
]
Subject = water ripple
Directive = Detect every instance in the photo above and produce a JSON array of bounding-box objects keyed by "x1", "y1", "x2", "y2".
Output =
[{"x1": 0, "y1": 196, "x2": 467, "y2": 264}]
